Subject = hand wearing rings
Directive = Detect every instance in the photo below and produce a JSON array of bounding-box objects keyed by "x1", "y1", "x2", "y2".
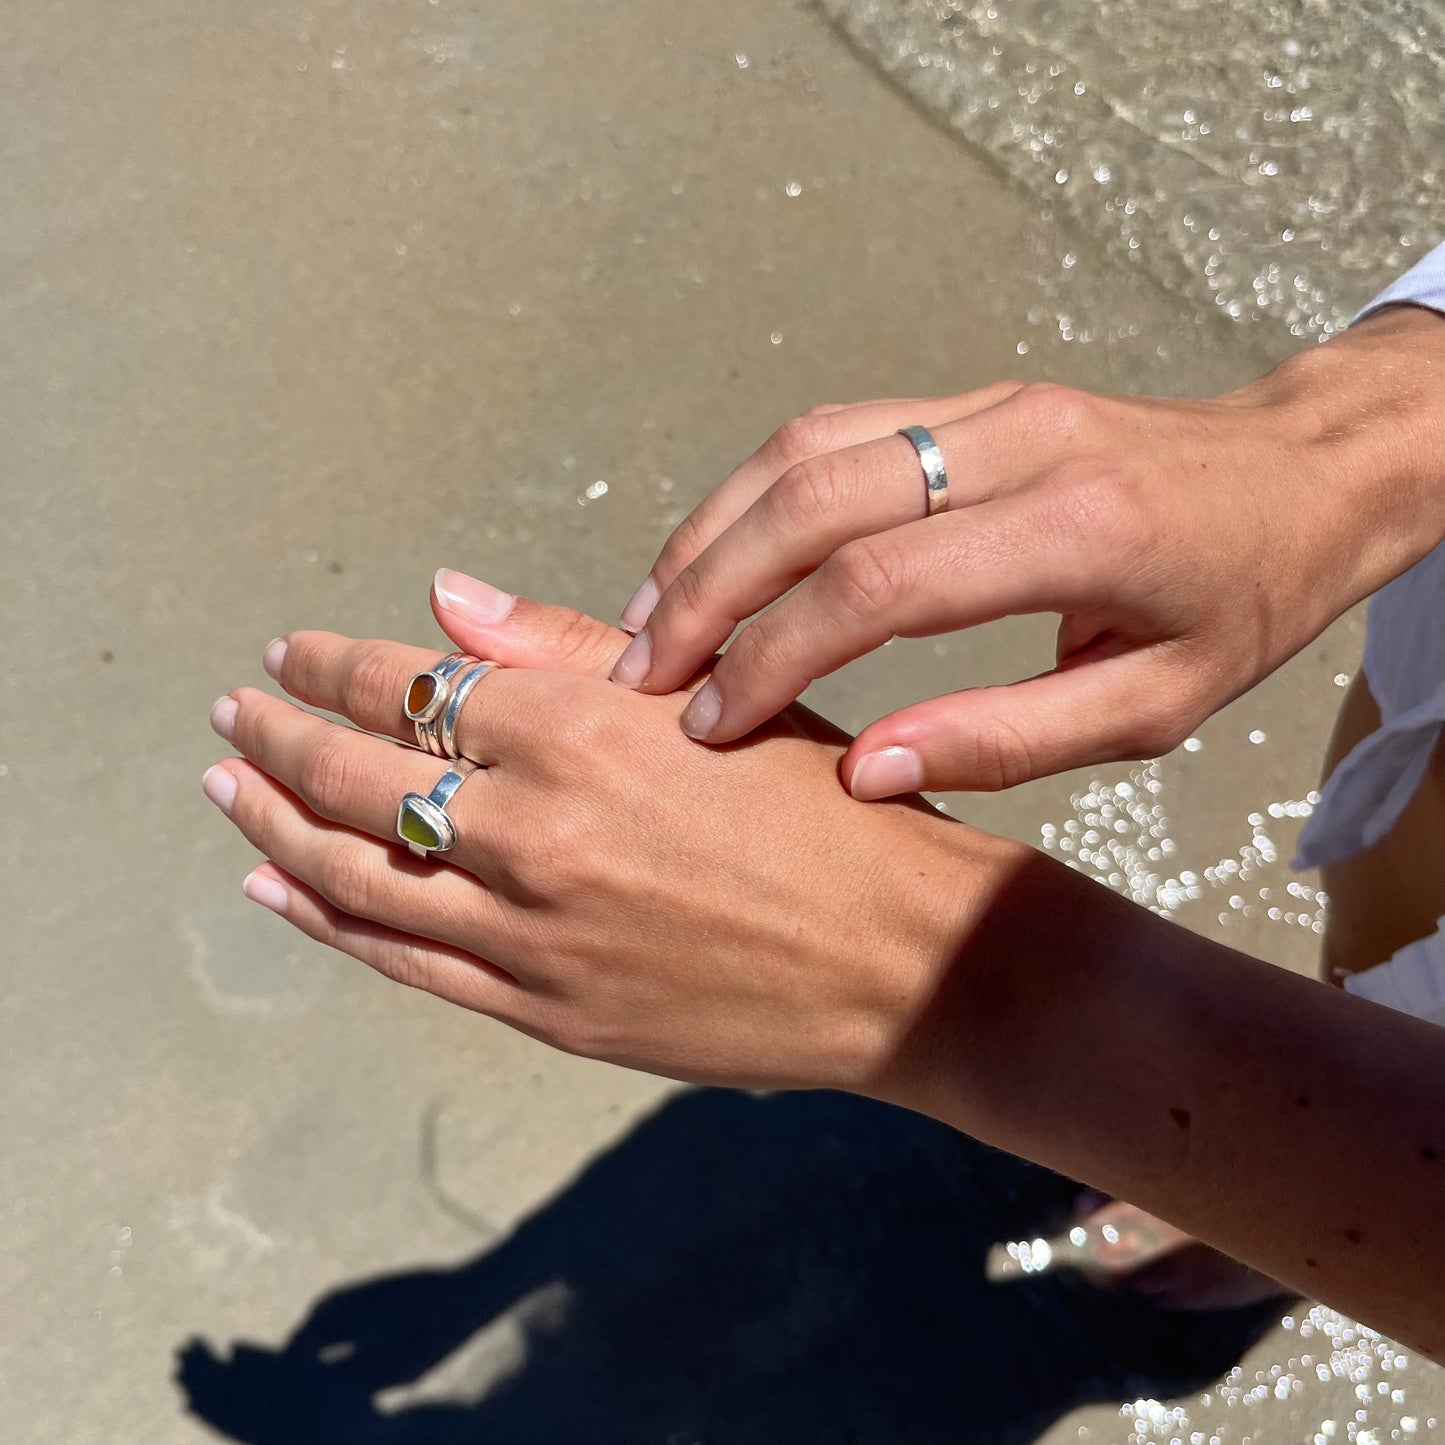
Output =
[
  {"x1": 203, "y1": 604, "x2": 968, "y2": 1100},
  {"x1": 607, "y1": 389, "x2": 1018, "y2": 725}
]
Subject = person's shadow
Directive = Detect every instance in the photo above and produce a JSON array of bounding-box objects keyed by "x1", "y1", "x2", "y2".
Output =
[{"x1": 178, "y1": 1089, "x2": 1275, "y2": 1444}]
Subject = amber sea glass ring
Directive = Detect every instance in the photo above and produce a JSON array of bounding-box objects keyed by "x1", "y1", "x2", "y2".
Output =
[
  {"x1": 396, "y1": 758, "x2": 480, "y2": 858},
  {"x1": 404, "y1": 652, "x2": 475, "y2": 754}
]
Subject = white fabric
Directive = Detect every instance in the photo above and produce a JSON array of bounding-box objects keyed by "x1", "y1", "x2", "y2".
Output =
[
  {"x1": 1353, "y1": 241, "x2": 1445, "y2": 325},
  {"x1": 1292, "y1": 242, "x2": 1445, "y2": 1017},
  {"x1": 1293, "y1": 550, "x2": 1445, "y2": 870},
  {"x1": 1294, "y1": 239, "x2": 1445, "y2": 1017}
]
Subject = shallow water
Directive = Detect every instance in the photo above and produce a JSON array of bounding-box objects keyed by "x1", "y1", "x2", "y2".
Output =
[{"x1": 822, "y1": 0, "x2": 1444, "y2": 342}]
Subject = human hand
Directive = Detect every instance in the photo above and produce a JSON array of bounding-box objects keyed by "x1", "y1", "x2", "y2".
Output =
[
  {"x1": 610, "y1": 307, "x2": 1445, "y2": 797},
  {"x1": 204, "y1": 590, "x2": 1000, "y2": 1100}
]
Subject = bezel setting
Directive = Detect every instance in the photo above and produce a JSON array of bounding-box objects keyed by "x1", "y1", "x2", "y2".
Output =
[
  {"x1": 404, "y1": 670, "x2": 449, "y2": 723},
  {"x1": 396, "y1": 793, "x2": 457, "y2": 854}
]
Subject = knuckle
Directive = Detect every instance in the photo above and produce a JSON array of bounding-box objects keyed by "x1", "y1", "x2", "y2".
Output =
[
  {"x1": 668, "y1": 560, "x2": 712, "y2": 622},
  {"x1": 827, "y1": 537, "x2": 905, "y2": 620},
  {"x1": 775, "y1": 454, "x2": 846, "y2": 526},
  {"x1": 381, "y1": 941, "x2": 436, "y2": 994},
  {"x1": 322, "y1": 844, "x2": 379, "y2": 918},
  {"x1": 724, "y1": 618, "x2": 788, "y2": 684},
  {"x1": 342, "y1": 642, "x2": 396, "y2": 720},
  {"x1": 969, "y1": 713, "x2": 1038, "y2": 792},
  {"x1": 771, "y1": 408, "x2": 835, "y2": 465},
  {"x1": 1056, "y1": 470, "x2": 1151, "y2": 563},
  {"x1": 1018, "y1": 381, "x2": 1094, "y2": 441},
  {"x1": 657, "y1": 510, "x2": 711, "y2": 578},
  {"x1": 1122, "y1": 698, "x2": 1189, "y2": 760},
  {"x1": 547, "y1": 606, "x2": 609, "y2": 667},
  {"x1": 298, "y1": 732, "x2": 355, "y2": 817}
]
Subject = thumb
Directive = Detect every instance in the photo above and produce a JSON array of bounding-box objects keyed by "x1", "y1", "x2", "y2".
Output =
[
  {"x1": 841, "y1": 655, "x2": 1185, "y2": 797},
  {"x1": 432, "y1": 568, "x2": 628, "y2": 679}
]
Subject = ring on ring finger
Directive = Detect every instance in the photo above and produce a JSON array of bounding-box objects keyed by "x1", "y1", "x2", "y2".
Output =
[
  {"x1": 396, "y1": 757, "x2": 481, "y2": 858},
  {"x1": 898, "y1": 425, "x2": 949, "y2": 516}
]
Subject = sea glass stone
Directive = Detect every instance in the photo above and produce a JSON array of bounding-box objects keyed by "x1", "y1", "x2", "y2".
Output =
[
  {"x1": 398, "y1": 803, "x2": 443, "y2": 851},
  {"x1": 407, "y1": 674, "x2": 441, "y2": 718}
]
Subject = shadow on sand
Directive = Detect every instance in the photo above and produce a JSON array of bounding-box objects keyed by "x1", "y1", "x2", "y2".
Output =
[{"x1": 178, "y1": 1089, "x2": 1274, "y2": 1444}]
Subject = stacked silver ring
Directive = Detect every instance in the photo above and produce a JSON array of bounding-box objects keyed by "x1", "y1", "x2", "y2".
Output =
[
  {"x1": 403, "y1": 652, "x2": 502, "y2": 759},
  {"x1": 404, "y1": 652, "x2": 472, "y2": 754},
  {"x1": 437, "y1": 661, "x2": 499, "y2": 759}
]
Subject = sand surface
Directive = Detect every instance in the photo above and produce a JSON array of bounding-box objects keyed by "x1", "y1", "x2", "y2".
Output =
[{"x1": 2, "y1": 1, "x2": 1437, "y2": 1440}]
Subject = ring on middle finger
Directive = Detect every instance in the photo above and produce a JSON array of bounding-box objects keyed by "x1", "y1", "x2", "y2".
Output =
[
  {"x1": 438, "y1": 660, "x2": 502, "y2": 760},
  {"x1": 404, "y1": 652, "x2": 474, "y2": 754}
]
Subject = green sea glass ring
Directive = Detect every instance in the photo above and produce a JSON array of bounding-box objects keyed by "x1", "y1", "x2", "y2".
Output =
[{"x1": 396, "y1": 758, "x2": 480, "y2": 859}]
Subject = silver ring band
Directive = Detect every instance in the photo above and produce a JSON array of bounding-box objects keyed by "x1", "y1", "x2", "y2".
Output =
[
  {"x1": 396, "y1": 758, "x2": 481, "y2": 858},
  {"x1": 898, "y1": 425, "x2": 948, "y2": 516},
  {"x1": 404, "y1": 652, "x2": 474, "y2": 754},
  {"x1": 438, "y1": 661, "x2": 501, "y2": 759}
]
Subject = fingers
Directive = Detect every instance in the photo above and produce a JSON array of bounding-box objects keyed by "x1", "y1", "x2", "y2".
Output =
[
  {"x1": 841, "y1": 653, "x2": 1188, "y2": 796},
  {"x1": 240, "y1": 640, "x2": 625, "y2": 785},
  {"x1": 677, "y1": 498, "x2": 1105, "y2": 744},
  {"x1": 431, "y1": 570, "x2": 629, "y2": 679},
  {"x1": 237, "y1": 861, "x2": 528, "y2": 1021},
  {"x1": 267, "y1": 632, "x2": 463, "y2": 745},
  {"x1": 620, "y1": 386, "x2": 1025, "y2": 631},
  {"x1": 217, "y1": 686, "x2": 481, "y2": 848},
  {"x1": 261, "y1": 625, "x2": 585, "y2": 773},
  {"x1": 205, "y1": 758, "x2": 513, "y2": 959},
  {"x1": 615, "y1": 394, "x2": 1042, "y2": 695}
]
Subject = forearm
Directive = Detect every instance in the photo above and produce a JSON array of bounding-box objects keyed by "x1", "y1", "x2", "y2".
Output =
[{"x1": 902, "y1": 840, "x2": 1445, "y2": 1358}]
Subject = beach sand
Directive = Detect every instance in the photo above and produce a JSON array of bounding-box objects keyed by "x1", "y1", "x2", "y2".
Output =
[{"x1": 1, "y1": 0, "x2": 1435, "y2": 1439}]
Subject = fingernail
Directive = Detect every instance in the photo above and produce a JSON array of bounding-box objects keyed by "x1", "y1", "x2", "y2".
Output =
[
  {"x1": 620, "y1": 576, "x2": 660, "y2": 633},
  {"x1": 243, "y1": 867, "x2": 290, "y2": 915},
  {"x1": 203, "y1": 763, "x2": 239, "y2": 815},
  {"x1": 210, "y1": 695, "x2": 239, "y2": 742},
  {"x1": 680, "y1": 679, "x2": 722, "y2": 740},
  {"x1": 848, "y1": 747, "x2": 924, "y2": 801},
  {"x1": 610, "y1": 629, "x2": 651, "y2": 687},
  {"x1": 262, "y1": 637, "x2": 288, "y2": 681},
  {"x1": 434, "y1": 568, "x2": 515, "y2": 625}
]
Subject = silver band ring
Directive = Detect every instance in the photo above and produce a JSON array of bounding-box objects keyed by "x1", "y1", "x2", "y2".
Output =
[
  {"x1": 898, "y1": 425, "x2": 949, "y2": 516},
  {"x1": 438, "y1": 661, "x2": 501, "y2": 760},
  {"x1": 404, "y1": 652, "x2": 474, "y2": 755},
  {"x1": 396, "y1": 758, "x2": 481, "y2": 858}
]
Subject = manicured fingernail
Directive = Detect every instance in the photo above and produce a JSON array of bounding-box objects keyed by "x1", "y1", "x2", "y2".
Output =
[
  {"x1": 434, "y1": 568, "x2": 515, "y2": 625},
  {"x1": 262, "y1": 637, "x2": 288, "y2": 681},
  {"x1": 203, "y1": 763, "x2": 238, "y2": 815},
  {"x1": 243, "y1": 868, "x2": 290, "y2": 915},
  {"x1": 680, "y1": 679, "x2": 722, "y2": 740},
  {"x1": 848, "y1": 747, "x2": 924, "y2": 801},
  {"x1": 620, "y1": 576, "x2": 660, "y2": 633},
  {"x1": 210, "y1": 695, "x2": 239, "y2": 742},
  {"x1": 610, "y1": 629, "x2": 652, "y2": 687}
]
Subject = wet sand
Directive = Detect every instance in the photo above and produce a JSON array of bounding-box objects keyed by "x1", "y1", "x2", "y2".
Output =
[{"x1": 1, "y1": 0, "x2": 1434, "y2": 1439}]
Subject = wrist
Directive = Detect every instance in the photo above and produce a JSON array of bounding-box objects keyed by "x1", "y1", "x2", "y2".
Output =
[{"x1": 1244, "y1": 306, "x2": 1445, "y2": 600}]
